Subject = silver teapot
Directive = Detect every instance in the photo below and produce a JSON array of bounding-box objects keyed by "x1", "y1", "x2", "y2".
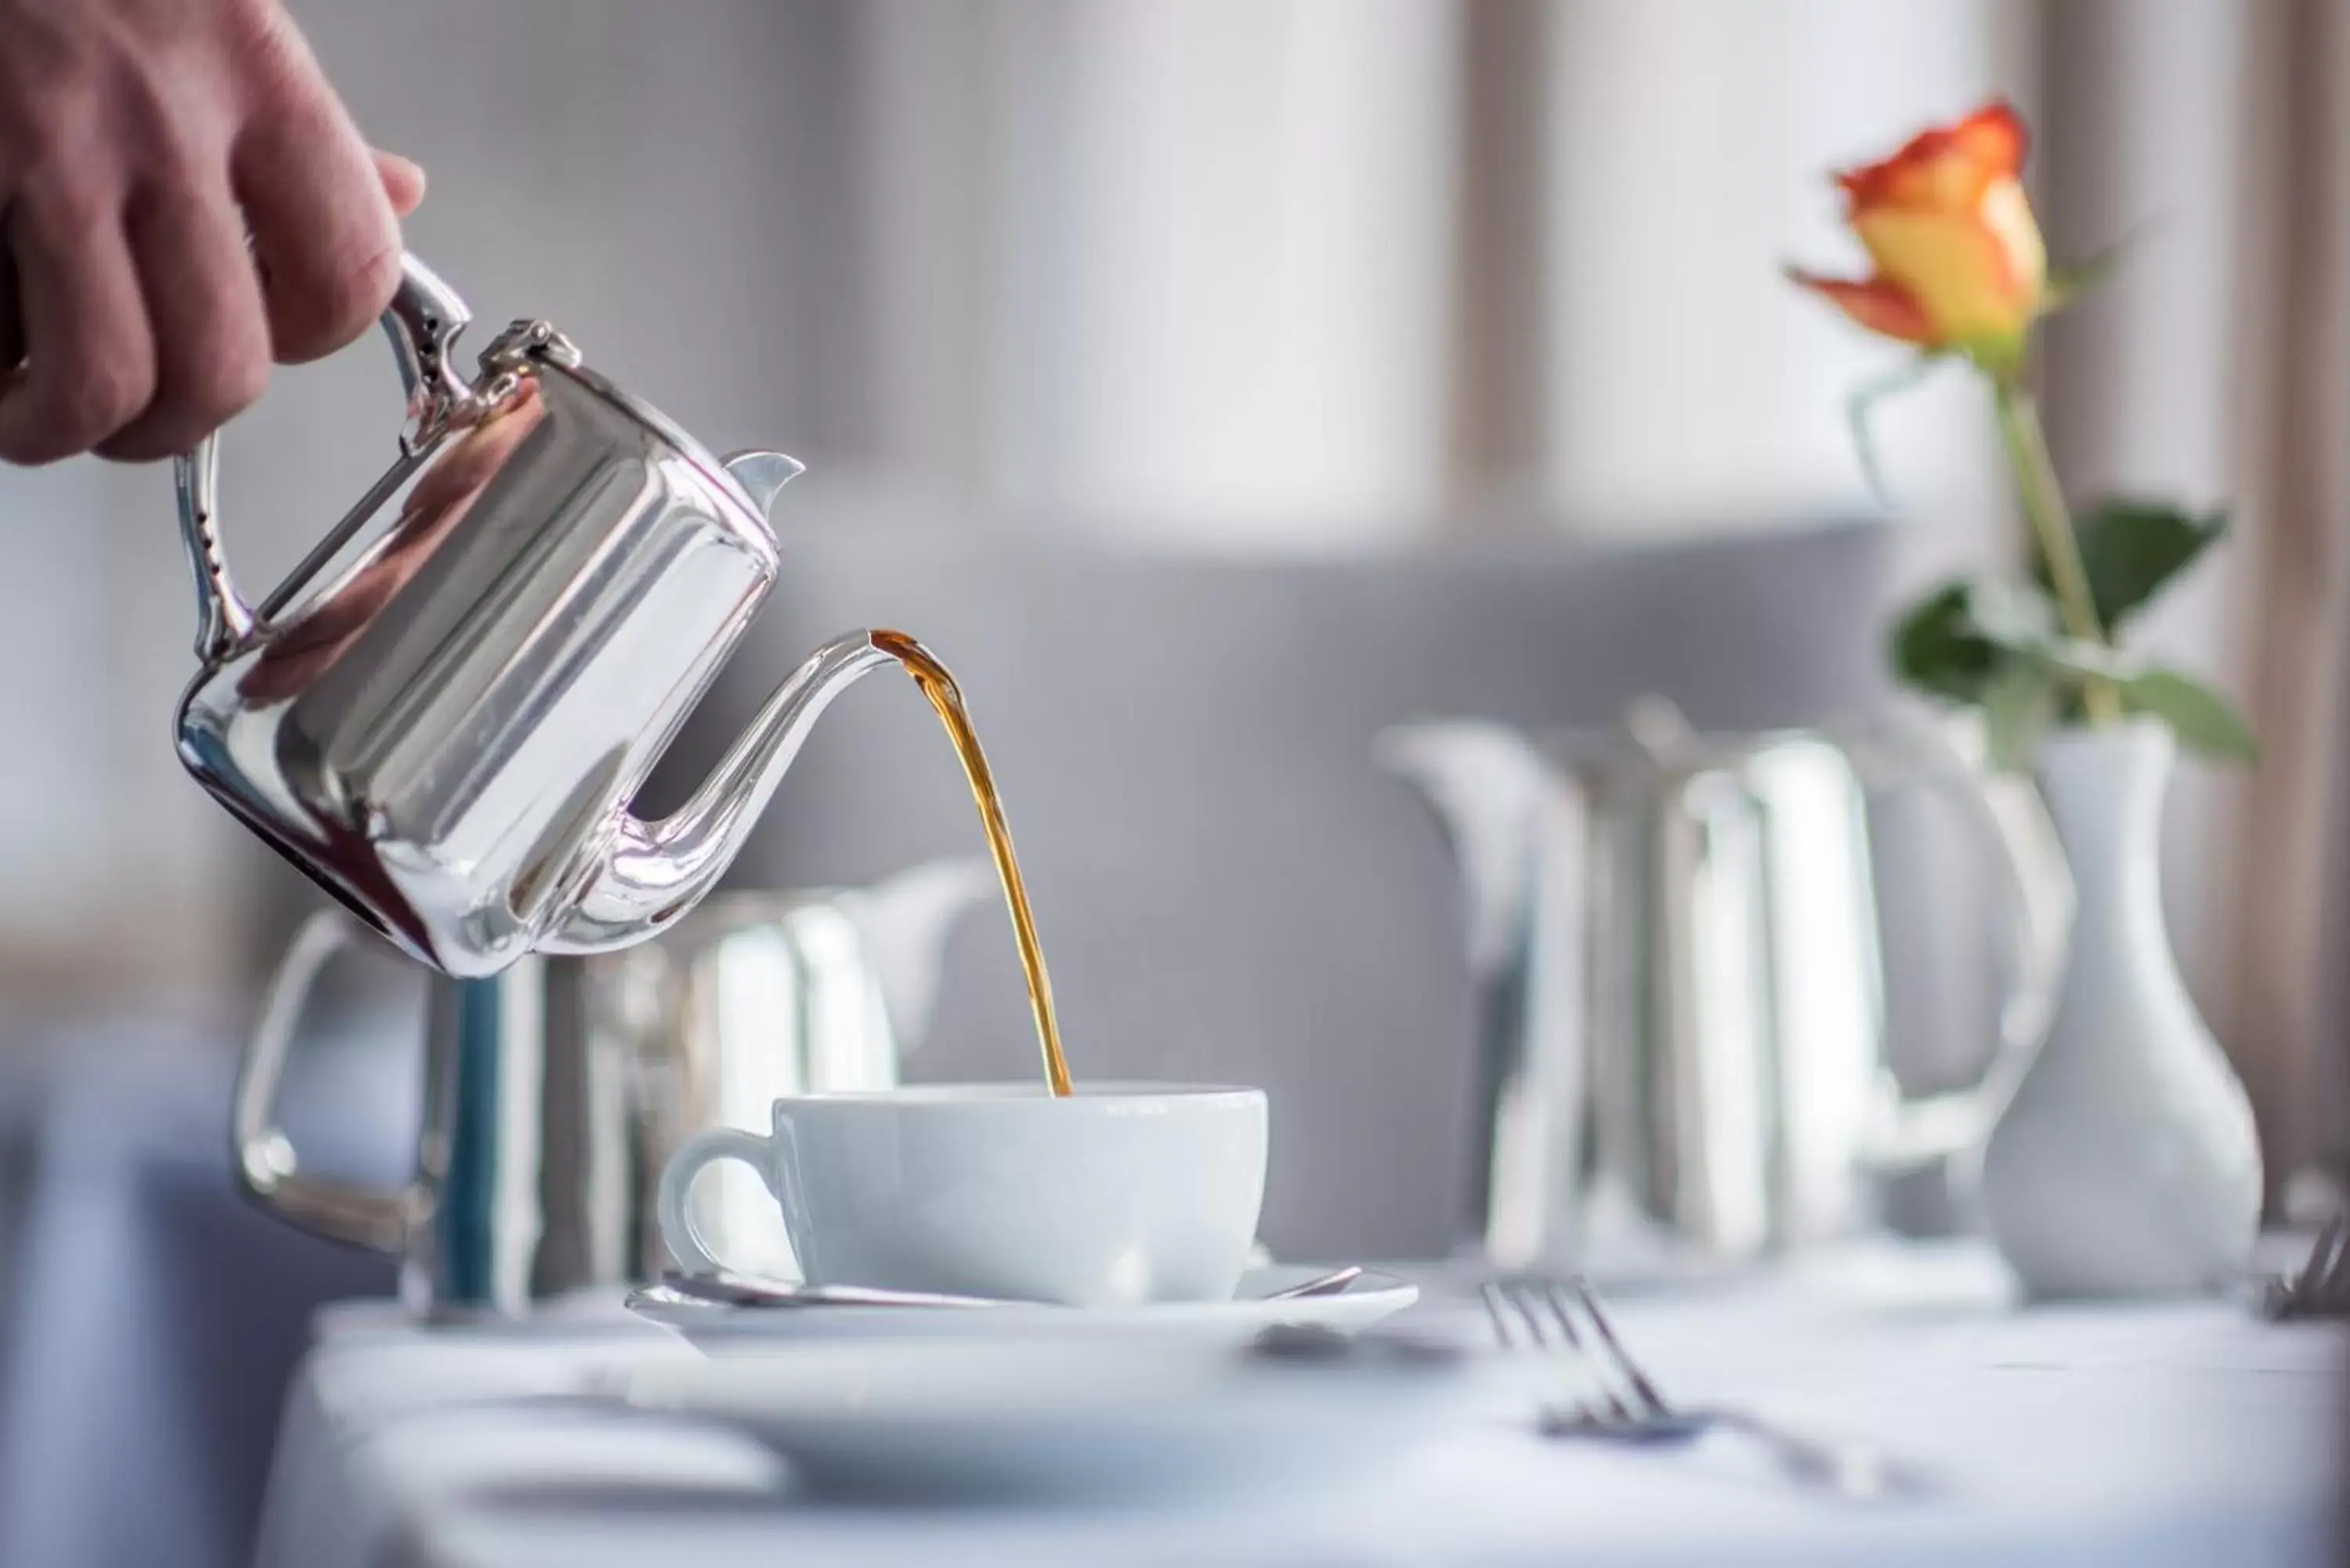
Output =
[
  {"x1": 233, "y1": 859, "x2": 988, "y2": 1315},
  {"x1": 174, "y1": 255, "x2": 906, "y2": 977},
  {"x1": 1381, "y1": 700, "x2": 2070, "y2": 1276}
]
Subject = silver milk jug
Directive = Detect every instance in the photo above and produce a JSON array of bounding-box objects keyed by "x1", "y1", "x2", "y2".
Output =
[
  {"x1": 174, "y1": 253, "x2": 913, "y2": 977},
  {"x1": 232, "y1": 860, "x2": 988, "y2": 1315},
  {"x1": 1381, "y1": 700, "x2": 2070, "y2": 1276}
]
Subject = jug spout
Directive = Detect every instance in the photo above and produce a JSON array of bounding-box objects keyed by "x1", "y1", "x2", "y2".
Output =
[
  {"x1": 839, "y1": 858, "x2": 992, "y2": 1052},
  {"x1": 544, "y1": 631, "x2": 899, "y2": 954},
  {"x1": 1374, "y1": 721, "x2": 1561, "y2": 978}
]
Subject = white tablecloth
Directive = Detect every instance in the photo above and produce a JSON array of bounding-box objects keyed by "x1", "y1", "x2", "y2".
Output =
[{"x1": 253, "y1": 1247, "x2": 2342, "y2": 1568}]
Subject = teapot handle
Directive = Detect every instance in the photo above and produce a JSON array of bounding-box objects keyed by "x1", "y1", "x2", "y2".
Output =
[
  {"x1": 1839, "y1": 717, "x2": 2073, "y2": 1170},
  {"x1": 174, "y1": 254, "x2": 476, "y2": 663},
  {"x1": 233, "y1": 907, "x2": 423, "y2": 1252}
]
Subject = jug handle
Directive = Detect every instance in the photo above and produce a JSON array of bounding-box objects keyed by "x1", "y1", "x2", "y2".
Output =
[
  {"x1": 1841, "y1": 717, "x2": 2074, "y2": 1171},
  {"x1": 175, "y1": 253, "x2": 476, "y2": 663},
  {"x1": 233, "y1": 908, "x2": 422, "y2": 1252}
]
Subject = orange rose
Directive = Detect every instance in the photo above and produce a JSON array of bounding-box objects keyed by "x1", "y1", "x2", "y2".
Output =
[{"x1": 1788, "y1": 101, "x2": 2048, "y2": 374}]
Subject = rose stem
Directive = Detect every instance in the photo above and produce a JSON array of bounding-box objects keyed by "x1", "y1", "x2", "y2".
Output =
[{"x1": 1994, "y1": 381, "x2": 2120, "y2": 726}]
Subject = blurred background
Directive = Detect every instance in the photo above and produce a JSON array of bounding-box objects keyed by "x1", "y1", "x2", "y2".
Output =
[{"x1": 0, "y1": 2, "x2": 2343, "y2": 1563}]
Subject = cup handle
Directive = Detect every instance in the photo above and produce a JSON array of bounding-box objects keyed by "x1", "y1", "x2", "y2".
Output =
[
  {"x1": 656, "y1": 1126, "x2": 784, "y2": 1276},
  {"x1": 1835, "y1": 715, "x2": 2072, "y2": 1170}
]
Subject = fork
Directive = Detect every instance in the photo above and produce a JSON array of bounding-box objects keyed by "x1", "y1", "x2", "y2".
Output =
[
  {"x1": 1481, "y1": 1276, "x2": 1921, "y2": 1501},
  {"x1": 2262, "y1": 1216, "x2": 2350, "y2": 1320}
]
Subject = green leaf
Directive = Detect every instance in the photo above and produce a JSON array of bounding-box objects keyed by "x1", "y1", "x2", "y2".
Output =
[
  {"x1": 1889, "y1": 580, "x2": 2007, "y2": 703},
  {"x1": 2042, "y1": 222, "x2": 2157, "y2": 316},
  {"x1": 2117, "y1": 668, "x2": 2260, "y2": 763},
  {"x1": 1980, "y1": 662, "x2": 2059, "y2": 772},
  {"x1": 1962, "y1": 578, "x2": 2060, "y2": 650},
  {"x1": 2041, "y1": 240, "x2": 2128, "y2": 315},
  {"x1": 2033, "y1": 499, "x2": 2228, "y2": 630}
]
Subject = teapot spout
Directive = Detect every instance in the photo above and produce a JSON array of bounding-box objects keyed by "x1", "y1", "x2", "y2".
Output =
[{"x1": 544, "y1": 630, "x2": 898, "y2": 954}]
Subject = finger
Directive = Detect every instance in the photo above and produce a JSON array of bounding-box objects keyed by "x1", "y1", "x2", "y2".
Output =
[
  {"x1": 96, "y1": 177, "x2": 270, "y2": 462},
  {"x1": 374, "y1": 150, "x2": 425, "y2": 219},
  {"x1": 233, "y1": 91, "x2": 403, "y2": 364},
  {"x1": 0, "y1": 190, "x2": 156, "y2": 464}
]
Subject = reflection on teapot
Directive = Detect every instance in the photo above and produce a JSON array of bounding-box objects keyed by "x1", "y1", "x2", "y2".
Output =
[
  {"x1": 231, "y1": 379, "x2": 548, "y2": 708},
  {"x1": 173, "y1": 253, "x2": 911, "y2": 977},
  {"x1": 1380, "y1": 699, "x2": 2070, "y2": 1277},
  {"x1": 233, "y1": 858, "x2": 989, "y2": 1317}
]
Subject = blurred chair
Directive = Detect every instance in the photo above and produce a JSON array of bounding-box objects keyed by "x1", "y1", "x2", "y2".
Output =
[
  {"x1": 0, "y1": 1022, "x2": 403, "y2": 1568},
  {"x1": 661, "y1": 518, "x2": 1916, "y2": 1264}
]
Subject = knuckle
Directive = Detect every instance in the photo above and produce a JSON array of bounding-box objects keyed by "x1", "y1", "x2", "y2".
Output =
[
  {"x1": 219, "y1": 0, "x2": 307, "y2": 77},
  {"x1": 187, "y1": 342, "x2": 269, "y2": 425},
  {"x1": 55, "y1": 352, "x2": 155, "y2": 444},
  {"x1": 0, "y1": 82, "x2": 69, "y2": 165},
  {"x1": 0, "y1": 31, "x2": 92, "y2": 163},
  {"x1": 110, "y1": 309, "x2": 270, "y2": 457},
  {"x1": 20, "y1": 171, "x2": 118, "y2": 251},
  {"x1": 219, "y1": 0, "x2": 287, "y2": 35},
  {"x1": 275, "y1": 239, "x2": 398, "y2": 361}
]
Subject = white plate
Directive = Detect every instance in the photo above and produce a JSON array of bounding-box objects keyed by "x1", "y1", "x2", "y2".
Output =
[
  {"x1": 617, "y1": 1331, "x2": 1466, "y2": 1503},
  {"x1": 626, "y1": 1263, "x2": 1418, "y2": 1349}
]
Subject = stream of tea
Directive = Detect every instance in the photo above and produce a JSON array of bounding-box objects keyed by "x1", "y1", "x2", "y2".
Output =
[{"x1": 871, "y1": 630, "x2": 1073, "y2": 1097}]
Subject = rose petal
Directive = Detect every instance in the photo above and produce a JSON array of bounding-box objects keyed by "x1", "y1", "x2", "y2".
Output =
[
  {"x1": 1785, "y1": 269, "x2": 1939, "y2": 345},
  {"x1": 1853, "y1": 206, "x2": 2036, "y2": 343},
  {"x1": 1950, "y1": 102, "x2": 2028, "y2": 179},
  {"x1": 1835, "y1": 99, "x2": 2030, "y2": 218}
]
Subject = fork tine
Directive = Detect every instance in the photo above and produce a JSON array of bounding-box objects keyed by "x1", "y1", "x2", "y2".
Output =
[
  {"x1": 1484, "y1": 1279, "x2": 1553, "y2": 1351},
  {"x1": 2283, "y1": 1218, "x2": 2345, "y2": 1314},
  {"x1": 2302, "y1": 1216, "x2": 2344, "y2": 1278},
  {"x1": 1571, "y1": 1278, "x2": 1669, "y2": 1417},
  {"x1": 2311, "y1": 1216, "x2": 2350, "y2": 1306},
  {"x1": 1510, "y1": 1280, "x2": 1556, "y2": 1349},
  {"x1": 1487, "y1": 1280, "x2": 1596, "y2": 1433},
  {"x1": 1480, "y1": 1281, "x2": 1520, "y2": 1349},
  {"x1": 1533, "y1": 1277, "x2": 1637, "y2": 1424},
  {"x1": 1535, "y1": 1279, "x2": 1587, "y2": 1354}
]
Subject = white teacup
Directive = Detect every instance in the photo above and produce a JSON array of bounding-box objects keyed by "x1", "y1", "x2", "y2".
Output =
[{"x1": 655, "y1": 1083, "x2": 1269, "y2": 1307}]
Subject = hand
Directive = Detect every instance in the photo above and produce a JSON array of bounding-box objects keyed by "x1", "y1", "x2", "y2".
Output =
[{"x1": 0, "y1": 0, "x2": 425, "y2": 464}]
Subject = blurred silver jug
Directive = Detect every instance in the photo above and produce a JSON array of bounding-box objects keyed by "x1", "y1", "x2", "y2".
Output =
[
  {"x1": 174, "y1": 252, "x2": 912, "y2": 978},
  {"x1": 1380, "y1": 700, "x2": 2070, "y2": 1277},
  {"x1": 233, "y1": 859, "x2": 988, "y2": 1316}
]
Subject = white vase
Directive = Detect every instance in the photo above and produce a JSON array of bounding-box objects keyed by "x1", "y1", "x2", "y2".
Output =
[{"x1": 1979, "y1": 719, "x2": 2263, "y2": 1298}]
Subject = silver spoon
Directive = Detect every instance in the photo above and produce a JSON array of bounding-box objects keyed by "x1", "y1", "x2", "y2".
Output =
[
  {"x1": 1271, "y1": 1264, "x2": 1364, "y2": 1299},
  {"x1": 645, "y1": 1263, "x2": 1365, "y2": 1311}
]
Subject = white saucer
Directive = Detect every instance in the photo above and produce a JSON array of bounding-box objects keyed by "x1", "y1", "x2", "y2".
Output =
[
  {"x1": 626, "y1": 1263, "x2": 1418, "y2": 1349},
  {"x1": 617, "y1": 1331, "x2": 1465, "y2": 1502}
]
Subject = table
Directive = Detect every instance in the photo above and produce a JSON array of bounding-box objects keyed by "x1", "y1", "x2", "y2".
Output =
[{"x1": 254, "y1": 1246, "x2": 2341, "y2": 1568}]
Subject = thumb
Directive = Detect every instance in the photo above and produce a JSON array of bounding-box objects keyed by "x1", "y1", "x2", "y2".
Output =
[{"x1": 373, "y1": 150, "x2": 426, "y2": 219}]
